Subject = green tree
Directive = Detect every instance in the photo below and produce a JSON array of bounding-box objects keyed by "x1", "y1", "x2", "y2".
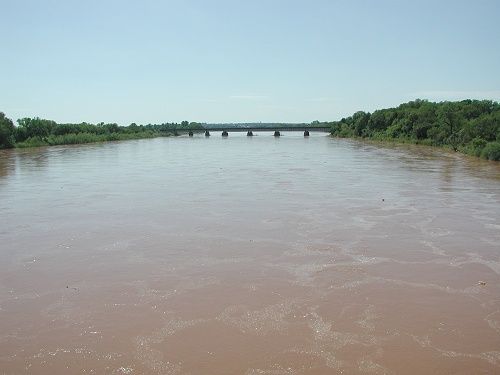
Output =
[
  {"x1": 437, "y1": 103, "x2": 463, "y2": 151},
  {"x1": 128, "y1": 123, "x2": 140, "y2": 133},
  {"x1": 0, "y1": 112, "x2": 15, "y2": 148},
  {"x1": 16, "y1": 117, "x2": 56, "y2": 141}
]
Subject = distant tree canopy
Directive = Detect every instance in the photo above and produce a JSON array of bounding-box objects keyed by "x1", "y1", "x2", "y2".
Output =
[
  {"x1": 326, "y1": 99, "x2": 500, "y2": 161},
  {"x1": 0, "y1": 114, "x2": 205, "y2": 149}
]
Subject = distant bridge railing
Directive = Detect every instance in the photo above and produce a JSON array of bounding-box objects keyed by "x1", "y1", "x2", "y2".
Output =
[
  {"x1": 198, "y1": 126, "x2": 331, "y2": 132},
  {"x1": 173, "y1": 126, "x2": 331, "y2": 137}
]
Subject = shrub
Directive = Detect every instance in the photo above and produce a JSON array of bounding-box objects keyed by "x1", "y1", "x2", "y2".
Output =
[
  {"x1": 16, "y1": 137, "x2": 48, "y2": 148},
  {"x1": 469, "y1": 137, "x2": 487, "y2": 157},
  {"x1": 480, "y1": 142, "x2": 500, "y2": 161}
]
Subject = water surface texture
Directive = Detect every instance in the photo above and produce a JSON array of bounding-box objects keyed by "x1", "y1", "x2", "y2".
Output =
[{"x1": 1, "y1": 134, "x2": 500, "y2": 374}]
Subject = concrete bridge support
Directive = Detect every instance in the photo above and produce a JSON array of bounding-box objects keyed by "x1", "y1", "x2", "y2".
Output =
[
  {"x1": 247, "y1": 131, "x2": 253, "y2": 136},
  {"x1": 205, "y1": 130, "x2": 210, "y2": 136},
  {"x1": 222, "y1": 130, "x2": 228, "y2": 137},
  {"x1": 274, "y1": 131, "x2": 281, "y2": 137},
  {"x1": 188, "y1": 131, "x2": 194, "y2": 137},
  {"x1": 304, "y1": 130, "x2": 310, "y2": 137}
]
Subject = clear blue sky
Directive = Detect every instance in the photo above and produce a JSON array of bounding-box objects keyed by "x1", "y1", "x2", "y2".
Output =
[{"x1": 1, "y1": 0, "x2": 499, "y2": 124}]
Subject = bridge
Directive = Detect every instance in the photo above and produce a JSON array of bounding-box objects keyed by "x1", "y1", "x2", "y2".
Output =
[{"x1": 178, "y1": 126, "x2": 331, "y2": 137}]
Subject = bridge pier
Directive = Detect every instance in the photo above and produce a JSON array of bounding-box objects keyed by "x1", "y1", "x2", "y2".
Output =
[
  {"x1": 247, "y1": 131, "x2": 253, "y2": 136},
  {"x1": 274, "y1": 131, "x2": 281, "y2": 137},
  {"x1": 205, "y1": 130, "x2": 210, "y2": 137},
  {"x1": 188, "y1": 131, "x2": 194, "y2": 137},
  {"x1": 304, "y1": 130, "x2": 310, "y2": 137},
  {"x1": 222, "y1": 130, "x2": 228, "y2": 137}
]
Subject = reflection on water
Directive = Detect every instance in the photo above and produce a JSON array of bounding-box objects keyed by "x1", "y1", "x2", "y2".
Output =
[
  {"x1": 0, "y1": 150, "x2": 15, "y2": 179},
  {"x1": 1, "y1": 134, "x2": 500, "y2": 374}
]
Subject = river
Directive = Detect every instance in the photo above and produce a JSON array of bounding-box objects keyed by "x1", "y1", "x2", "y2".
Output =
[{"x1": 1, "y1": 133, "x2": 499, "y2": 374}]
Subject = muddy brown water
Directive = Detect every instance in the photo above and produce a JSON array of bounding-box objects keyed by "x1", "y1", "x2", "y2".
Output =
[{"x1": 1, "y1": 133, "x2": 499, "y2": 374}]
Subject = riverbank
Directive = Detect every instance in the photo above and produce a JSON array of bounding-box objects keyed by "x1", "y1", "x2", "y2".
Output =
[
  {"x1": 327, "y1": 99, "x2": 500, "y2": 161},
  {"x1": 330, "y1": 133, "x2": 500, "y2": 161},
  {"x1": 14, "y1": 131, "x2": 173, "y2": 148}
]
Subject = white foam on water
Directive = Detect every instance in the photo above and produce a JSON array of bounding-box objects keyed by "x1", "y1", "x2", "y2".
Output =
[
  {"x1": 32, "y1": 346, "x2": 123, "y2": 370},
  {"x1": 410, "y1": 333, "x2": 500, "y2": 366},
  {"x1": 286, "y1": 346, "x2": 344, "y2": 370},
  {"x1": 131, "y1": 276, "x2": 221, "y2": 307},
  {"x1": 308, "y1": 311, "x2": 333, "y2": 342},
  {"x1": 281, "y1": 243, "x2": 339, "y2": 258},
  {"x1": 357, "y1": 357, "x2": 394, "y2": 375},
  {"x1": 484, "y1": 223, "x2": 500, "y2": 230},
  {"x1": 420, "y1": 240, "x2": 447, "y2": 256},
  {"x1": 294, "y1": 307, "x2": 400, "y2": 371},
  {"x1": 485, "y1": 310, "x2": 500, "y2": 334},
  {"x1": 267, "y1": 262, "x2": 335, "y2": 287},
  {"x1": 356, "y1": 305, "x2": 377, "y2": 332},
  {"x1": 216, "y1": 300, "x2": 296, "y2": 336},
  {"x1": 134, "y1": 316, "x2": 205, "y2": 374},
  {"x1": 459, "y1": 253, "x2": 500, "y2": 275},
  {"x1": 245, "y1": 364, "x2": 297, "y2": 375},
  {"x1": 334, "y1": 274, "x2": 485, "y2": 297},
  {"x1": 351, "y1": 215, "x2": 378, "y2": 230},
  {"x1": 115, "y1": 367, "x2": 134, "y2": 374}
]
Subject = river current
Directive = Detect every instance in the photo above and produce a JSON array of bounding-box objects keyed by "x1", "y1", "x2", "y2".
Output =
[{"x1": 1, "y1": 133, "x2": 499, "y2": 374}]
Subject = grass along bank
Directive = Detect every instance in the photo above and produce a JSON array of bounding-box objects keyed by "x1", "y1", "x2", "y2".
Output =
[{"x1": 14, "y1": 130, "x2": 171, "y2": 148}]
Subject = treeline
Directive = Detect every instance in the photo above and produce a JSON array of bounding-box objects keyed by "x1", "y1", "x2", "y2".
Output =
[
  {"x1": 2, "y1": 100, "x2": 500, "y2": 160},
  {"x1": 0, "y1": 114, "x2": 203, "y2": 148},
  {"x1": 327, "y1": 99, "x2": 500, "y2": 161}
]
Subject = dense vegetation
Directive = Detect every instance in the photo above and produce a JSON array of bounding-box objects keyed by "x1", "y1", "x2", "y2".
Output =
[
  {"x1": 0, "y1": 115, "x2": 203, "y2": 149},
  {"x1": 327, "y1": 99, "x2": 500, "y2": 160}
]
